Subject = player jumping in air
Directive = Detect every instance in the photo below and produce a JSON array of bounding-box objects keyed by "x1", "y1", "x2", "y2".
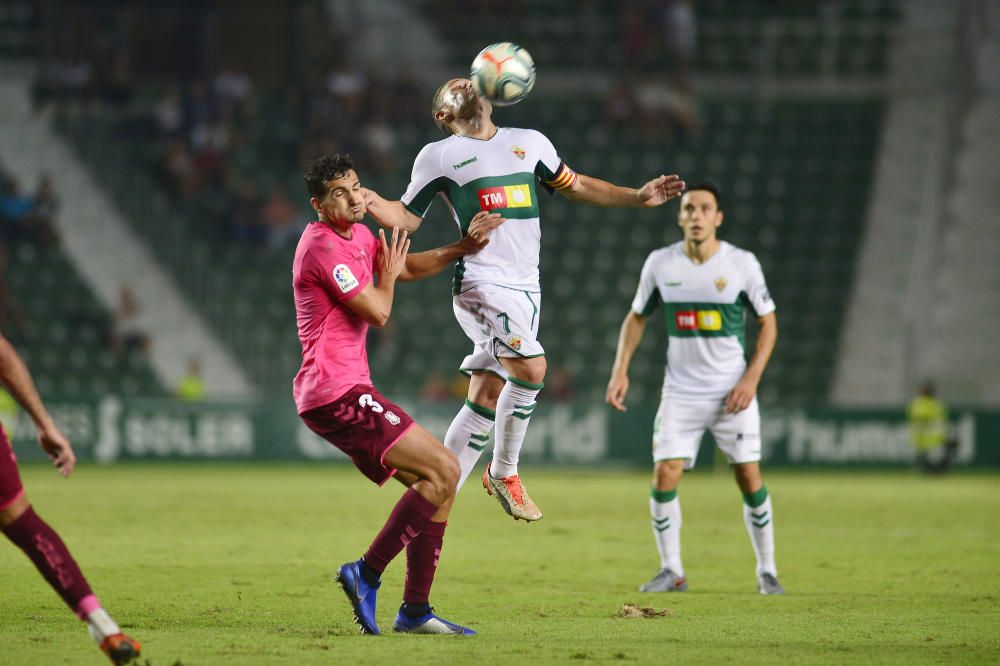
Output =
[
  {"x1": 606, "y1": 183, "x2": 783, "y2": 595},
  {"x1": 364, "y1": 78, "x2": 685, "y2": 522},
  {"x1": 295, "y1": 154, "x2": 502, "y2": 635},
  {"x1": 0, "y1": 332, "x2": 142, "y2": 664}
]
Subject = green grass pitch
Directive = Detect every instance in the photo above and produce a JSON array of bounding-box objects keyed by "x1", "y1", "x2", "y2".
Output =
[{"x1": 1, "y1": 464, "x2": 997, "y2": 664}]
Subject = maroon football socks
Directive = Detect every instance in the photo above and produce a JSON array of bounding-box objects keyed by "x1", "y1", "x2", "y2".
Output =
[
  {"x1": 362, "y1": 487, "x2": 438, "y2": 573},
  {"x1": 403, "y1": 520, "x2": 447, "y2": 605},
  {"x1": 2, "y1": 507, "x2": 94, "y2": 615}
]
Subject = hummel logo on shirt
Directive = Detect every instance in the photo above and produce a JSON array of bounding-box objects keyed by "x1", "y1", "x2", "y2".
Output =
[{"x1": 452, "y1": 156, "x2": 478, "y2": 170}]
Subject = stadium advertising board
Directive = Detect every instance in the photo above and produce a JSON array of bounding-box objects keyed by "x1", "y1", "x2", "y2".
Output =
[{"x1": 3, "y1": 397, "x2": 998, "y2": 468}]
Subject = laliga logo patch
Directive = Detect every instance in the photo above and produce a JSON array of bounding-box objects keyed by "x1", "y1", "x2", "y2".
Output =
[
  {"x1": 384, "y1": 411, "x2": 401, "y2": 426},
  {"x1": 508, "y1": 335, "x2": 522, "y2": 351},
  {"x1": 333, "y1": 264, "x2": 359, "y2": 293}
]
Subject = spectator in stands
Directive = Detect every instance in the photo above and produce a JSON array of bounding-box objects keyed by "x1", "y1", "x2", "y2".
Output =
[
  {"x1": 364, "y1": 109, "x2": 398, "y2": 175},
  {"x1": 154, "y1": 84, "x2": 185, "y2": 137},
  {"x1": 229, "y1": 181, "x2": 267, "y2": 246},
  {"x1": 0, "y1": 176, "x2": 34, "y2": 244},
  {"x1": 260, "y1": 184, "x2": 303, "y2": 250},
  {"x1": 663, "y1": 0, "x2": 697, "y2": 77},
  {"x1": 110, "y1": 285, "x2": 151, "y2": 357},
  {"x1": 160, "y1": 137, "x2": 197, "y2": 198},
  {"x1": 907, "y1": 381, "x2": 957, "y2": 474},
  {"x1": 0, "y1": 175, "x2": 57, "y2": 249},
  {"x1": 190, "y1": 112, "x2": 233, "y2": 190},
  {"x1": 97, "y1": 50, "x2": 134, "y2": 109},
  {"x1": 213, "y1": 65, "x2": 253, "y2": 115},
  {"x1": 622, "y1": 4, "x2": 652, "y2": 68},
  {"x1": 0, "y1": 244, "x2": 28, "y2": 342},
  {"x1": 28, "y1": 173, "x2": 59, "y2": 249},
  {"x1": 32, "y1": 173, "x2": 58, "y2": 224},
  {"x1": 326, "y1": 61, "x2": 367, "y2": 121},
  {"x1": 177, "y1": 358, "x2": 206, "y2": 401},
  {"x1": 185, "y1": 79, "x2": 216, "y2": 134},
  {"x1": 635, "y1": 73, "x2": 701, "y2": 141}
]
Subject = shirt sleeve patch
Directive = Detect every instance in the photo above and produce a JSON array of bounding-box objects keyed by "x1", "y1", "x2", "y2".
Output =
[{"x1": 333, "y1": 264, "x2": 360, "y2": 293}]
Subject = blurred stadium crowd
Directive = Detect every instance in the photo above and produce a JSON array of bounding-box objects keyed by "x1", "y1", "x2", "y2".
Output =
[{"x1": 6, "y1": 0, "x2": 996, "y2": 410}]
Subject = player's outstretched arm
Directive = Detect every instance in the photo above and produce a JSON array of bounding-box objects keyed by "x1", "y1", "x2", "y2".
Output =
[
  {"x1": 362, "y1": 188, "x2": 424, "y2": 233},
  {"x1": 399, "y1": 212, "x2": 505, "y2": 282},
  {"x1": 343, "y1": 228, "x2": 410, "y2": 327},
  {"x1": 724, "y1": 312, "x2": 778, "y2": 414},
  {"x1": 606, "y1": 311, "x2": 648, "y2": 412},
  {"x1": 561, "y1": 174, "x2": 686, "y2": 208},
  {"x1": 0, "y1": 332, "x2": 75, "y2": 476}
]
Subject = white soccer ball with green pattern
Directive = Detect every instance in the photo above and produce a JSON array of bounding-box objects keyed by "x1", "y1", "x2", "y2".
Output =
[{"x1": 470, "y1": 42, "x2": 536, "y2": 107}]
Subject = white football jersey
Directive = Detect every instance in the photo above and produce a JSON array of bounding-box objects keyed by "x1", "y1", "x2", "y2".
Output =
[
  {"x1": 631, "y1": 241, "x2": 776, "y2": 400},
  {"x1": 400, "y1": 127, "x2": 577, "y2": 294}
]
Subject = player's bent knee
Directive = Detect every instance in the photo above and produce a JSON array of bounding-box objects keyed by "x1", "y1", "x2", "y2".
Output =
[
  {"x1": 442, "y1": 456, "x2": 460, "y2": 495},
  {"x1": 510, "y1": 357, "x2": 547, "y2": 386}
]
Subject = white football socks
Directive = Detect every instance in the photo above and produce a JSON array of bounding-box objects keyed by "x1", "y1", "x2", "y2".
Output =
[
  {"x1": 743, "y1": 487, "x2": 777, "y2": 576},
  {"x1": 444, "y1": 400, "x2": 495, "y2": 491},
  {"x1": 490, "y1": 379, "x2": 541, "y2": 479},
  {"x1": 650, "y1": 488, "x2": 684, "y2": 577}
]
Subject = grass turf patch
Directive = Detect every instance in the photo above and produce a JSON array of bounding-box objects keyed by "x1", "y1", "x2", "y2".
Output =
[{"x1": 1, "y1": 464, "x2": 997, "y2": 664}]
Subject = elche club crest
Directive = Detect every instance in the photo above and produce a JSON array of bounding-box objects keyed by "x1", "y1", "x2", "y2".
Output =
[
  {"x1": 714, "y1": 277, "x2": 728, "y2": 292},
  {"x1": 512, "y1": 145, "x2": 526, "y2": 160}
]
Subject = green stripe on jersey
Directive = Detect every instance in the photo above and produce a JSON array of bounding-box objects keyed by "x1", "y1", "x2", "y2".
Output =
[
  {"x1": 411, "y1": 171, "x2": 543, "y2": 231},
  {"x1": 456, "y1": 172, "x2": 540, "y2": 221},
  {"x1": 664, "y1": 299, "x2": 747, "y2": 346}
]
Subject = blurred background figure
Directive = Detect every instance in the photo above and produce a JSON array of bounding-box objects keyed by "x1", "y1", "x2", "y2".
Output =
[
  {"x1": 109, "y1": 285, "x2": 151, "y2": 358},
  {"x1": 177, "y1": 357, "x2": 205, "y2": 401},
  {"x1": 906, "y1": 381, "x2": 956, "y2": 474}
]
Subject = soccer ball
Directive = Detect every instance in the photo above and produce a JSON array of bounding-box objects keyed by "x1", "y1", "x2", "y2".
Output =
[{"x1": 470, "y1": 42, "x2": 536, "y2": 107}]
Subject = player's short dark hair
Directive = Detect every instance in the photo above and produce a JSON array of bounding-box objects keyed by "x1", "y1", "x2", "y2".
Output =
[
  {"x1": 304, "y1": 154, "x2": 356, "y2": 199},
  {"x1": 684, "y1": 181, "x2": 723, "y2": 211}
]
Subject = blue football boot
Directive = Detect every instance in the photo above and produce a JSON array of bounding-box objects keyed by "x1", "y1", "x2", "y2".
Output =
[
  {"x1": 392, "y1": 606, "x2": 476, "y2": 635},
  {"x1": 335, "y1": 559, "x2": 380, "y2": 635}
]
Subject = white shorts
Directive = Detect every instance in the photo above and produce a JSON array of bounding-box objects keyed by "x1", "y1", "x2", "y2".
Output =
[
  {"x1": 453, "y1": 284, "x2": 543, "y2": 379},
  {"x1": 652, "y1": 393, "x2": 761, "y2": 469}
]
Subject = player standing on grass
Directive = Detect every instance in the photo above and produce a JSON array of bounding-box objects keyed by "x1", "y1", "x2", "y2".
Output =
[
  {"x1": 364, "y1": 78, "x2": 685, "y2": 522},
  {"x1": 0, "y1": 332, "x2": 142, "y2": 664},
  {"x1": 605, "y1": 183, "x2": 785, "y2": 595},
  {"x1": 295, "y1": 155, "x2": 502, "y2": 635}
]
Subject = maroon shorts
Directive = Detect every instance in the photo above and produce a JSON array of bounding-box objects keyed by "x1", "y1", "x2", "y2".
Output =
[
  {"x1": 0, "y1": 423, "x2": 25, "y2": 513},
  {"x1": 301, "y1": 384, "x2": 416, "y2": 486}
]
